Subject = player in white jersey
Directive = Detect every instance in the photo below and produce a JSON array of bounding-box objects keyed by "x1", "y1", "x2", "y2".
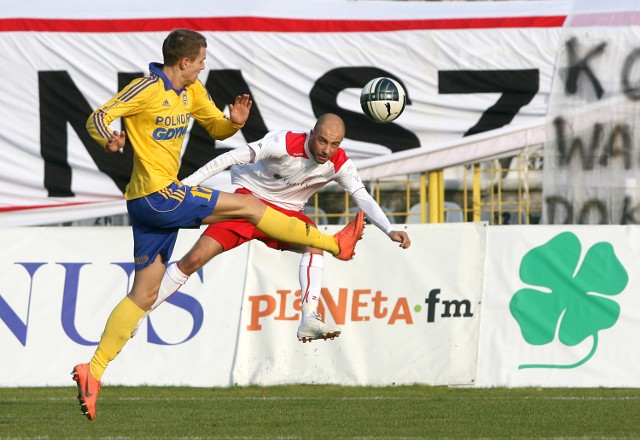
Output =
[{"x1": 138, "y1": 113, "x2": 411, "y2": 342}]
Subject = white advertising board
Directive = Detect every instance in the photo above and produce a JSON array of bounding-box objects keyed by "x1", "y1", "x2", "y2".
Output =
[
  {"x1": 233, "y1": 223, "x2": 486, "y2": 386},
  {"x1": 477, "y1": 225, "x2": 640, "y2": 387},
  {"x1": 0, "y1": 223, "x2": 486, "y2": 387},
  {"x1": 0, "y1": 227, "x2": 247, "y2": 387},
  {"x1": 5, "y1": 222, "x2": 640, "y2": 387}
]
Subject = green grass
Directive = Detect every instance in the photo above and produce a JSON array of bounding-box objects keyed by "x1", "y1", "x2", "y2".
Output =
[{"x1": 0, "y1": 385, "x2": 639, "y2": 439}]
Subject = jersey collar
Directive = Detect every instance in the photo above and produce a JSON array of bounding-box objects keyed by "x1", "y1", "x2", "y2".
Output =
[
  {"x1": 303, "y1": 133, "x2": 312, "y2": 159},
  {"x1": 149, "y1": 62, "x2": 185, "y2": 95}
]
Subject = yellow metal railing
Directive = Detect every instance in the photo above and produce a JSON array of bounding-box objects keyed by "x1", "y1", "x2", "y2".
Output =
[{"x1": 307, "y1": 150, "x2": 543, "y2": 226}]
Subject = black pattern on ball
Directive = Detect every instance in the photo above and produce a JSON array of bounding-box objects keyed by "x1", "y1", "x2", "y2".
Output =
[{"x1": 360, "y1": 77, "x2": 406, "y2": 124}]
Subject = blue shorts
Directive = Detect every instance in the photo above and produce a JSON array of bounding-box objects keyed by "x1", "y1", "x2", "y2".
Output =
[{"x1": 127, "y1": 183, "x2": 220, "y2": 271}]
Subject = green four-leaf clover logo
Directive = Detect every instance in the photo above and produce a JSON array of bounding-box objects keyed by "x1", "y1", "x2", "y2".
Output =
[{"x1": 510, "y1": 232, "x2": 628, "y2": 369}]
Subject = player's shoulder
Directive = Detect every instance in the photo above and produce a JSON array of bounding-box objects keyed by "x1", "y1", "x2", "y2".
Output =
[
  {"x1": 329, "y1": 148, "x2": 350, "y2": 172},
  {"x1": 117, "y1": 74, "x2": 162, "y2": 102},
  {"x1": 283, "y1": 130, "x2": 308, "y2": 157},
  {"x1": 185, "y1": 80, "x2": 215, "y2": 104},
  {"x1": 259, "y1": 130, "x2": 308, "y2": 157}
]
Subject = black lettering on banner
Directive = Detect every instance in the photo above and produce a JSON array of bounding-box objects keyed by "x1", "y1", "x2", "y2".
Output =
[
  {"x1": 577, "y1": 199, "x2": 607, "y2": 224},
  {"x1": 180, "y1": 70, "x2": 268, "y2": 179},
  {"x1": 545, "y1": 197, "x2": 620, "y2": 224},
  {"x1": 441, "y1": 299, "x2": 473, "y2": 318},
  {"x1": 599, "y1": 123, "x2": 632, "y2": 169},
  {"x1": 553, "y1": 117, "x2": 632, "y2": 170},
  {"x1": 546, "y1": 195, "x2": 640, "y2": 225},
  {"x1": 423, "y1": 288, "x2": 474, "y2": 323},
  {"x1": 39, "y1": 71, "x2": 134, "y2": 196},
  {"x1": 438, "y1": 69, "x2": 540, "y2": 137},
  {"x1": 621, "y1": 48, "x2": 640, "y2": 101},
  {"x1": 544, "y1": 196, "x2": 574, "y2": 224},
  {"x1": 553, "y1": 117, "x2": 603, "y2": 169},
  {"x1": 548, "y1": 38, "x2": 640, "y2": 225},
  {"x1": 310, "y1": 67, "x2": 420, "y2": 152},
  {"x1": 565, "y1": 37, "x2": 606, "y2": 99},
  {"x1": 621, "y1": 195, "x2": 639, "y2": 224}
]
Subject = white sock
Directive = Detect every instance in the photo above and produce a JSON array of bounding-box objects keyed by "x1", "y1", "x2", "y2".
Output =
[
  {"x1": 299, "y1": 252, "x2": 323, "y2": 318},
  {"x1": 150, "y1": 262, "x2": 189, "y2": 312},
  {"x1": 131, "y1": 263, "x2": 189, "y2": 338}
]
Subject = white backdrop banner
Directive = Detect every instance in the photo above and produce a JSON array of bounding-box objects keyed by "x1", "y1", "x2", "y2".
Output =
[
  {"x1": 477, "y1": 225, "x2": 640, "y2": 387},
  {"x1": 0, "y1": 0, "x2": 570, "y2": 225}
]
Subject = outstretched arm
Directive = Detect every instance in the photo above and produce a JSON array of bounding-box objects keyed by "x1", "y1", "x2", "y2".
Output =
[
  {"x1": 181, "y1": 145, "x2": 255, "y2": 186},
  {"x1": 351, "y1": 188, "x2": 411, "y2": 249}
]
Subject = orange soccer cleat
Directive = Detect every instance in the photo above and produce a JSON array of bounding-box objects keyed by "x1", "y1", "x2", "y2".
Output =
[
  {"x1": 72, "y1": 363, "x2": 101, "y2": 421},
  {"x1": 333, "y1": 210, "x2": 365, "y2": 261}
]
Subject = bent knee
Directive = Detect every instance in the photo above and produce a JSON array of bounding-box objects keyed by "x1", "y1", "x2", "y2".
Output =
[
  {"x1": 180, "y1": 253, "x2": 208, "y2": 274},
  {"x1": 128, "y1": 289, "x2": 158, "y2": 311},
  {"x1": 235, "y1": 194, "x2": 267, "y2": 222},
  {"x1": 215, "y1": 192, "x2": 265, "y2": 223}
]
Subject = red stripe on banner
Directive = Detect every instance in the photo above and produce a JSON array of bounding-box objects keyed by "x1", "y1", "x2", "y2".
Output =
[
  {"x1": 0, "y1": 15, "x2": 567, "y2": 33},
  {"x1": 0, "y1": 201, "x2": 99, "y2": 213}
]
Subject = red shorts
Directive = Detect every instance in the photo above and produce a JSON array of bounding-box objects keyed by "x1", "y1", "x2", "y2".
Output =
[{"x1": 202, "y1": 188, "x2": 315, "y2": 252}]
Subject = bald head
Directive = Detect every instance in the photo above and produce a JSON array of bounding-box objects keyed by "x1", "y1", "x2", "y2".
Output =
[
  {"x1": 308, "y1": 114, "x2": 346, "y2": 164},
  {"x1": 314, "y1": 113, "x2": 346, "y2": 137}
]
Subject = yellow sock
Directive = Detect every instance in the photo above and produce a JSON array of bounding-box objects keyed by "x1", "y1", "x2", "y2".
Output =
[
  {"x1": 89, "y1": 296, "x2": 146, "y2": 381},
  {"x1": 256, "y1": 207, "x2": 339, "y2": 255}
]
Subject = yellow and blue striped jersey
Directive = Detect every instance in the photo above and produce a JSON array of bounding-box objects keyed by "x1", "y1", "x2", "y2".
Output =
[{"x1": 86, "y1": 62, "x2": 242, "y2": 200}]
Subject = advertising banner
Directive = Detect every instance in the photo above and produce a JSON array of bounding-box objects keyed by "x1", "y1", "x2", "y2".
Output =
[
  {"x1": 4, "y1": 222, "x2": 640, "y2": 387},
  {"x1": 0, "y1": 223, "x2": 486, "y2": 387},
  {"x1": 0, "y1": 227, "x2": 247, "y2": 387},
  {"x1": 233, "y1": 223, "x2": 486, "y2": 386},
  {"x1": 477, "y1": 225, "x2": 640, "y2": 387}
]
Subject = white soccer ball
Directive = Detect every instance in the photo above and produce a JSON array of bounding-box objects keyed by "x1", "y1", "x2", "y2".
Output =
[{"x1": 360, "y1": 77, "x2": 406, "y2": 124}]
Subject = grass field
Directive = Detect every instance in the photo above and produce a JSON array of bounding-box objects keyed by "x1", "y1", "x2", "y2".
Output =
[{"x1": 1, "y1": 385, "x2": 639, "y2": 439}]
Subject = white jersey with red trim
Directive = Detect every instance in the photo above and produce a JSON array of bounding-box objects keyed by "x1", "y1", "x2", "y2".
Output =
[{"x1": 231, "y1": 130, "x2": 365, "y2": 211}]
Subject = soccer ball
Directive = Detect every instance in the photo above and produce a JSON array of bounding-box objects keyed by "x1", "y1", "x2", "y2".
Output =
[{"x1": 360, "y1": 77, "x2": 406, "y2": 123}]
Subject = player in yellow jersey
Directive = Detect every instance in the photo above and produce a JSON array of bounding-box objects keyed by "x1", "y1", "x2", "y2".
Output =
[{"x1": 73, "y1": 29, "x2": 364, "y2": 421}]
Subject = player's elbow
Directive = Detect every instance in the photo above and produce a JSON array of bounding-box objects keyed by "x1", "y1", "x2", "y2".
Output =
[{"x1": 86, "y1": 112, "x2": 109, "y2": 150}]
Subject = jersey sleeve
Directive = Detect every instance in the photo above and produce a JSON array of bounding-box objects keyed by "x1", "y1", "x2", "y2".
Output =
[
  {"x1": 181, "y1": 145, "x2": 254, "y2": 186},
  {"x1": 85, "y1": 78, "x2": 148, "y2": 149},
  {"x1": 335, "y1": 160, "x2": 392, "y2": 234},
  {"x1": 246, "y1": 130, "x2": 289, "y2": 161},
  {"x1": 189, "y1": 80, "x2": 242, "y2": 141},
  {"x1": 334, "y1": 159, "x2": 366, "y2": 195},
  {"x1": 351, "y1": 188, "x2": 393, "y2": 235}
]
